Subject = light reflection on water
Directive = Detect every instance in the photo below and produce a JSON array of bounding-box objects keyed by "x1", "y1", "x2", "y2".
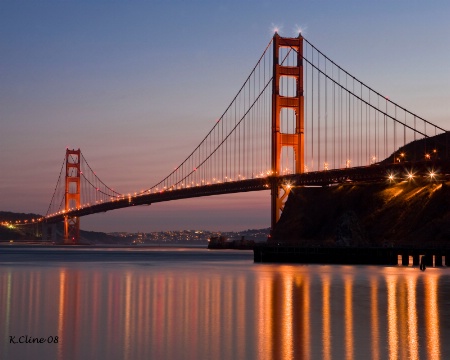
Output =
[{"x1": 0, "y1": 249, "x2": 449, "y2": 360}]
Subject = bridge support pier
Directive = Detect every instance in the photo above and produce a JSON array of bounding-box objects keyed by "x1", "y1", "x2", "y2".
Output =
[
  {"x1": 435, "y1": 255, "x2": 443, "y2": 267},
  {"x1": 423, "y1": 254, "x2": 434, "y2": 267},
  {"x1": 401, "y1": 254, "x2": 409, "y2": 266}
]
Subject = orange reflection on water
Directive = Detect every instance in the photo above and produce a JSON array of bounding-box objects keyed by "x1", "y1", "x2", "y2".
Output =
[
  {"x1": 370, "y1": 276, "x2": 380, "y2": 360},
  {"x1": 302, "y1": 274, "x2": 310, "y2": 360},
  {"x1": 0, "y1": 260, "x2": 448, "y2": 360},
  {"x1": 398, "y1": 275, "x2": 408, "y2": 359},
  {"x1": 322, "y1": 273, "x2": 331, "y2": 360},
  {"x1": 256, "y1": 266, "x2": 313, "y2": 360},
  {"x1": 387, "y1": 273, "x2": 399, "y2": 360},
  {"x1": 407, "y1": 276, "x2": 419, "y2": 360},
  {"x1": 257, "y1": 268, "x2": 273, "y2": 360},
  {"x1": 123, "y1": 272, "x2": 132, "y2": 360},
  {"x1": 425, "y1": 274, "x2": 441, "y2": 359},
  {"x1": 282, "y1": 269, "x2": 293, "y2": 360},
  {"x1": 344, "y1": 274, "x2": 354, "y2": 360},
  {"x1": 57, "y1": 269, "x2": 66, "y2": 360}
]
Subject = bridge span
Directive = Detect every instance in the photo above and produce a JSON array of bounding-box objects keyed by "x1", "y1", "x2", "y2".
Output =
[
  {"x1": 44, "y1": 158, "x2": 450, "y2": 224},
  {"x1": 9, "y1": 32, "x2": 448, "y2": 243}
]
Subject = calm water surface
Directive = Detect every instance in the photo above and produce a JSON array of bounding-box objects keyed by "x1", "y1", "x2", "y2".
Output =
[{"x1": 0, "y1": 247, "x2": 449, "y2": 360}]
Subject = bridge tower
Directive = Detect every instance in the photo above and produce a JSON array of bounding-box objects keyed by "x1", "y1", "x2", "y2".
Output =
[
  {"x1": 271, "y1": 33, "x2": 304, "y2": 230},
  {"x1": 64, "y1": 148, "x2": 81, "y2": 244}
]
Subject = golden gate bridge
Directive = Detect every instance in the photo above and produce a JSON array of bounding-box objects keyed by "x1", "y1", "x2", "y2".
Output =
[{"x1": 13, "y1": 33, "x2": 448, "y2": 244}]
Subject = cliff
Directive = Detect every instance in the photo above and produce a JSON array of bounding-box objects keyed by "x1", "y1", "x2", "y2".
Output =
[{"x1": 272, "y1": 180, "x2": 450, "y2": 248}]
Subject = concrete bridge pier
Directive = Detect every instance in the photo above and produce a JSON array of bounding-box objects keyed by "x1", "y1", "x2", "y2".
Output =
[
  {"x1": 435, "y1": 255, "x2": 443, "y2": 267},
  {"x1": 423, "y1": 254, "x2": 434, "y2": 267},
  {"x1": 401, "y1": 254, "x2": 409, "y2": 266},
  {"x1": 412, "y1": 254, "x2": 420, "y2": 266}
]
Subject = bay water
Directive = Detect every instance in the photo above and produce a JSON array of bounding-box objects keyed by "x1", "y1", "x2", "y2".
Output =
[{"x1": 0, "y1": 246, "x2": 449, "y2": 359}]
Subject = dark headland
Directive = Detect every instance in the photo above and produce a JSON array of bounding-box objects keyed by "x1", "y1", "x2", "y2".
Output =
[
  {"x1": 255, "y1": 133, "x2": 450, "y2": 265},
  {"x1": 271, "y1": 181, "x2": 450, "y2": 248}
]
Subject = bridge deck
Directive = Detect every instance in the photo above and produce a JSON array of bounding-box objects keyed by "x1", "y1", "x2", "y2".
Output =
[{"x1": 44, "y1": 159, "x2": 450, "y2": 223}]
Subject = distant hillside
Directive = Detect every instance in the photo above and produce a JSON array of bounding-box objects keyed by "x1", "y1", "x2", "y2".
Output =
[
  {"x1": 0, "y1": 211, "x2": 268, "y2": 244},
  {"x1": 381, "y1": 132, "x2": 450, "y2": 164},
  {"x1": 0, "y1": 211, "x2": 42, "y2": 222},
  {"x1": 0, "y1": 211, "x2": 42, "y2": 240},
  {"x1": 0, "y1": 211, "x2": 123, "y2": 243}
]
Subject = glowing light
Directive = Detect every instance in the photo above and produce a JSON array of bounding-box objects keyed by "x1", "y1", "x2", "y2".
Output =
[
  {"x1": 406, "y1": 171, "x2": 415, "y2": 180},
  {"x1": 425, "y1": 153, "x2": 431, "y2": 160},
  {"x1": 429, "y1": 171, "x2": 436, "y2": 180},
  {"x1": 324, "y1": 162, "x2": 329, "y2": 171},
  {"x1": 294, "y1": 24, "x2": 306, "y2": 35},
  {"x1": 271, "y1": 23, "x2": 281, "y2": 34},
  {"x1": 387, "y1": 173, "x2": 395, "y2": 182}
]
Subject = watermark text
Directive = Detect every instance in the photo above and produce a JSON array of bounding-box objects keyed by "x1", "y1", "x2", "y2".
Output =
[{"x1": 9, "y1": 335, "x2": 59, "y2": 344}]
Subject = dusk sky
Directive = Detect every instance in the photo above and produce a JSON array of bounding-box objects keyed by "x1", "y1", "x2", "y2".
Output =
[{"x1": 1, "y1": 0, "x2": 449, "y2": 232}]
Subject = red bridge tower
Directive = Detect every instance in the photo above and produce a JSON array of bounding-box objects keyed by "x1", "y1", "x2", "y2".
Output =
[
  {"x1": 64, "y1": 148, "x2": 81, "y2": 244},
  {"x1": 271, "y1": 33, "x2": 304, "y2": 230}
]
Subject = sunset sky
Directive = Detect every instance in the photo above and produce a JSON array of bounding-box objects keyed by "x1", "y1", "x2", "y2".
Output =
[{"x1": 1, "y1": 0, "x2": 449, "y2": 232}]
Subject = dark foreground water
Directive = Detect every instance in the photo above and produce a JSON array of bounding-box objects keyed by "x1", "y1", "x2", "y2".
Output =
[{"x1": 0, "y1": 246, "x2": 449, "y2": 360}]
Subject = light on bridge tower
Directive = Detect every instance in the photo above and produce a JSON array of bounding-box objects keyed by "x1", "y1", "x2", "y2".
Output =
[
  {"x1": 64, "y1": 148, "x2": 81, "y2": 244},
  {"x1": 271, "y1": 32, "x2": 304, "y2": 230}
]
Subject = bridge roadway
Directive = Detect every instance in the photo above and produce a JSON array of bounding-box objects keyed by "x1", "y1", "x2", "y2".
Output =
[{"x1": 44, "y1": 159, "x2": 450, "y2": 224}]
